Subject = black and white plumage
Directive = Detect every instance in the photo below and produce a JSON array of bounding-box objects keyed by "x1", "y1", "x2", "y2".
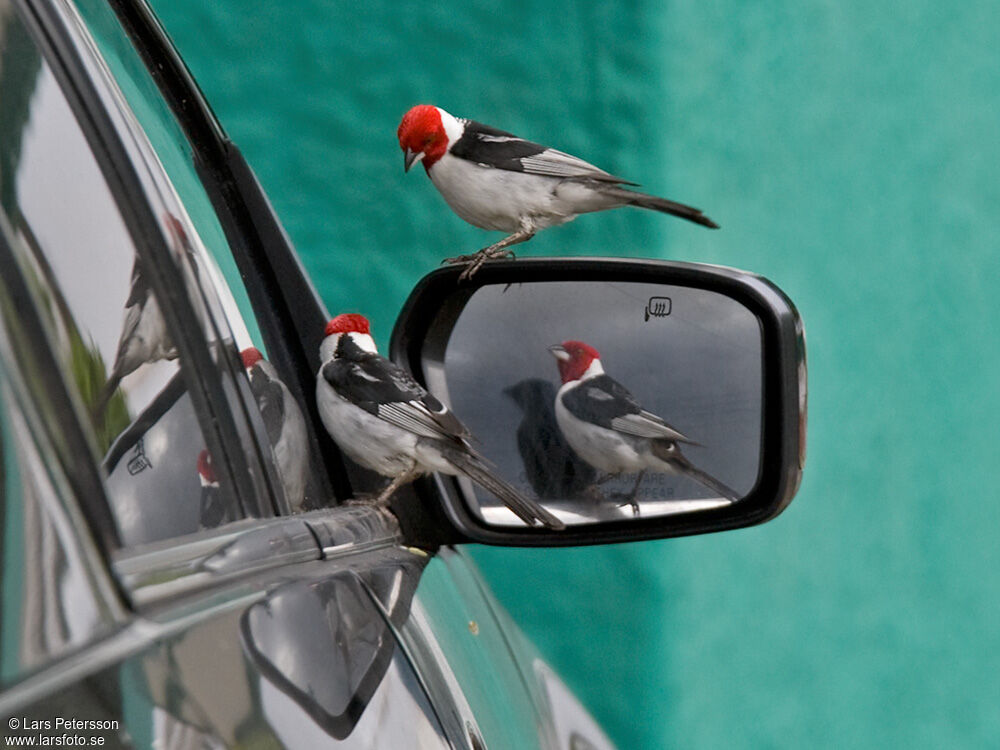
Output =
[
  {"x1": 397, "y1": 104, "x2": 718, "y2": 278},
  {"x1": 242, "y1": 347, "x2": 309, "y2": 512},
  {"x1": 95, "y1": 215, "x2": 200, "y2": 417},
  {"x1": 316, "y1": 314, "x2": 564, "y2": 530},
  {"x1": 504, "y1": 378, "x2": 596, "y2": 500},
  {"x1": 197, "y1": 449, "x2": 232, "y2": 529},
  {"x1": 94, "y1": 256, "x2": 177, "y2": 417},
  {"x1": 549, "y1": 340, "x2": 739, "y2": 509}
]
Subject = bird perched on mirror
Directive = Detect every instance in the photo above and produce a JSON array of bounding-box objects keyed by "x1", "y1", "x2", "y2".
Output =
[
  {"x1": 549, "y1": 340, "x2": 739, "y2": 513},
  {"x1": 316, "y1": 314, "x2": 565, "y2": 529},
  {"x1": 241, "y1": 347, "x2": 309, "y2": 512},
  {"x1": 397, "y1": 104, "x2": 718, "y2": 280},
  {"x1": 504, "y1": 378, "x2": 597, "y2": 500}
]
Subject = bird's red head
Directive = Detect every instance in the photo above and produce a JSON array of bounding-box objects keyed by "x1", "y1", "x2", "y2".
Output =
[
  {"x1": 551, "y1": 340, "x2": 602, "y2": 383},
  {"x1": 197, "y1": 449, "x2": 217, "y2": 483},
  {"x1": 325, "y1": 314, "x2": 371, "y2": 337},
  {"x1": 240, "y1": 347, "x2": 263, "y2": 369},
  {"x1": 398, "y1": 105, "x2": 448, "y2": 172},
  {"x1": 163, "y1": 212, "x2": 193, "y2": 257}
]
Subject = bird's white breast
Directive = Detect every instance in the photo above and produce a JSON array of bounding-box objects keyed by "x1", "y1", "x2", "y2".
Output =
[
  {"x1": 428, "y1": 154, "x2": 581, "y2": 233},
  {"x1": 274, "y1": 381, "x2": 309, "y2": 510},
  {"x1": 316, "y1": 376, "x2": 418, "y2": 477},
  {"x1": 118, "y1": 295, "x2": 177, "y2": 376},
  {"x1": 554, "y1": 382, "x2": 645, "y2": 474}
]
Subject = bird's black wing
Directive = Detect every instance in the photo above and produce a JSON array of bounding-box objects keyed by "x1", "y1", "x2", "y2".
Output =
[
  {"x1": 250, "y1": 368, "x2": 286, "y2": 446},
  {"x1": 506, "y1": 378, "x2": 597, "y2": 498},
  {"x1": 123, "y1": 257, "x2": 151, "y2": 308},
  {"x1": 561, "y1": 375, "x2": 695, "y2": 443},
  {"x1": 451, "y1": 119, "x2": 636, "y2": 185},
  {"x1": 322, "y1": 355, "x2": 470, "y2": 443},
  {"x1": 108, "y1": 259, "x2": 153, "y2": 375},
  {"x1": 560, "y1": 374, "x2": 642, "y2": 426}
]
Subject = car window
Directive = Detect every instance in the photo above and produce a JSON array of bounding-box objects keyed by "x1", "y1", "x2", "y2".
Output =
[
  {"x1": 0, "y1": 324, "x2": 113, "y2": 687},
  {"x1": 0, "y1": 3, "x2": 244, "y2": 546},
  {"x1": 75, "y1": 0, "x2": 263, "y2": 350},
  {"x1": 75, "y1": 0, "x2": 323, "y2": 514}
]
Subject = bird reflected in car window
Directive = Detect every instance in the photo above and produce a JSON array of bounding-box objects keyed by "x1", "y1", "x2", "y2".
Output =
[
  {"x1": 95, "y1": 254, "x2": 177, "y2": 418},
  {"x1": 241, "y1": 347, "x2": 309, "y2": 512},
  {"x1": 197, "y1": 449, "x2": 233, "y2": 528}
]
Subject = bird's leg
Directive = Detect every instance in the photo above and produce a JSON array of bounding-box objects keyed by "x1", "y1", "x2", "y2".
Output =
[
  {"x1": 615, "y1": 470, "x2": 646, "y2": 516},
  {"x1": 580, "y1": 473, "x2": 619, "y2": 507},
  {"x1": 371, "y1": 462, "x2": 420, "y2": 506},
  {"x1": 444, "y1": 228, "x2": 535, "y2": 281}
]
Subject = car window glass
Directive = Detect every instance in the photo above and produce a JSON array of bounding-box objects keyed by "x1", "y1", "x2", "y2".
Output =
[
  {"x1": 0, "y1": 359, "x2": 110, "y2": 685},
  {"x1": 75, "y1": 0, "x2": 263, "y2": 350},
  {"x1": 75, "y1": 0, "x2": 320, "y2": 514},
  {"x1": 0, "y1": 4, "x2": 242, "y2": 546}
]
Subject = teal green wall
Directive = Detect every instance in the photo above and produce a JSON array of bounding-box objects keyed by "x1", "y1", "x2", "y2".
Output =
[{"x1": 151, "y1": 1, "x2": 999, "y2": 746}]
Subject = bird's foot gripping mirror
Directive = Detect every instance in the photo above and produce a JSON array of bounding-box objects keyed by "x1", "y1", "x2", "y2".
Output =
[{"x1": 391, "y1": 258, "x2": 806, "y2": 546}]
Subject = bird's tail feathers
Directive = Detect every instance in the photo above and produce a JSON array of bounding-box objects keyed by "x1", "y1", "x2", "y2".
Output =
[
  {"x1": 680, "y1": 463, "x2": 741, "y2": 502},
  {"x1": 446, "y1": 450, "x2": 565, "y2": 530},
  {"x1": 652, "y1": 443, "x2": 740, "y2": 502},
  {"x1": 604, "y1": 187, "x2": 719, "y2": 229}
]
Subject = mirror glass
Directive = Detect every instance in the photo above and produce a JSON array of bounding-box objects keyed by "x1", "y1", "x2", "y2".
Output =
[{"x1": 430, "y1": 281, "x2": 763, "y2": 527}]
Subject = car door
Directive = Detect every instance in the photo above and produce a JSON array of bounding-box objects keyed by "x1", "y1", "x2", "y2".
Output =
[
  {"x1": 0, "y1": 0, "x2": 461, "y2": 746},
  {"x1": 0, "y1": 1, "x2": 615, "y2": 748}
]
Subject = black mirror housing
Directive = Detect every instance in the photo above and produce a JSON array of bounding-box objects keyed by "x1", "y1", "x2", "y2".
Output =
[{"x1": 391, "y1": 258, "x2": 806, "y2": 547}]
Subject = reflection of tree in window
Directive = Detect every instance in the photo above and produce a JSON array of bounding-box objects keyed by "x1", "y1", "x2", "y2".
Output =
[
  {"x1": 0, "y1": 10, "x2": 241, "y2": 544},
  {"x1": 0, "y1": 13, "x2": 131, "y2": 450}
]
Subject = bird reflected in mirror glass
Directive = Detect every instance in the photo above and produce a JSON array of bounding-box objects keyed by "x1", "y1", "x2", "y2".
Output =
[
  {"x1": 549, "y1": 340, "x2": 739, "y2": 514},
  {"x1": 397, "y1": 104, "x2": 718, "y2": 280}
]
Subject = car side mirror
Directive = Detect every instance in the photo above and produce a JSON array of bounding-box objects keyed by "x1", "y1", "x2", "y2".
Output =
[{"x1": 391, "y1": 258, "x2": 806, "y2": 546}]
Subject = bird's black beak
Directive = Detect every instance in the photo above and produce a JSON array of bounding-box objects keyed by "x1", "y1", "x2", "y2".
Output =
[
  {"x1": 548, "y1": 344, "x2": 569, "y2": 361},
  {"x1": 404, "y1": 148, "x2": 424, "y2": 172}
]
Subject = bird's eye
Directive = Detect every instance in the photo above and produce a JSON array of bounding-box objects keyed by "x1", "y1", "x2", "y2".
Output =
[{"x1": 423, "y1": 134, "x2": 434, "y2": 146}]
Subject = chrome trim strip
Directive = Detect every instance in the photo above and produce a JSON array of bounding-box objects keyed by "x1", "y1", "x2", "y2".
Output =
[{"x1": 113, "y1": 506, "x2": 402, "y2": 607}]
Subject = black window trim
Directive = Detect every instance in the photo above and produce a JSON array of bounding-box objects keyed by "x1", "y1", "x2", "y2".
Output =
[{"x1": 15, "y1": 0, "x2": 267, "y2": 538}]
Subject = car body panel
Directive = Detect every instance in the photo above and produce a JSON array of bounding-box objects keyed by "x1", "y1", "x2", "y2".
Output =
[{"x1": 0, "y1": 0, "x2": 615, "y2": 747}]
